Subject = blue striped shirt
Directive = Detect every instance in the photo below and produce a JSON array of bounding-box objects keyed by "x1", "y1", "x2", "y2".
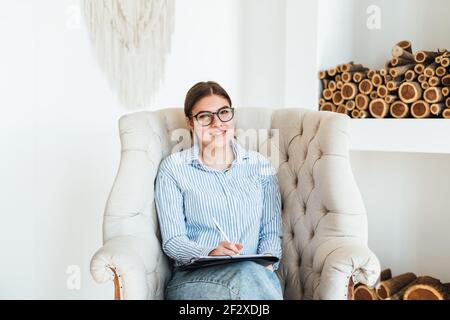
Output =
[{"x1": 155, "y1": 138, "x2": 283, "y2": 270}]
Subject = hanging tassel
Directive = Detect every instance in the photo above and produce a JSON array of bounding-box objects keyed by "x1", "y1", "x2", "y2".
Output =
[{"x1": 82, "y1": 0, "x2": 175, "y2": 109}]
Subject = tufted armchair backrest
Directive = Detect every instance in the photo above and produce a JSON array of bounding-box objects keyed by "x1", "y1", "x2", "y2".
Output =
[{"x1": 106, "y1": 107, "x2": 368, "y2": 300}]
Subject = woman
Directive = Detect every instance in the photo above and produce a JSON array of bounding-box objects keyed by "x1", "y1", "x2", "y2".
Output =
[{"x1": 155, "y1": 81, "x2": 283, "y2": 300}]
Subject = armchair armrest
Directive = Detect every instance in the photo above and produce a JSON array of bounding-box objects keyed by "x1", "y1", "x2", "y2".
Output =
[
  {"x1": 313, "y1": 240, "x2": 380, "y2": 300},
  {"x1": 90, "y1": 235, "x2": 160, "y2": 300}
]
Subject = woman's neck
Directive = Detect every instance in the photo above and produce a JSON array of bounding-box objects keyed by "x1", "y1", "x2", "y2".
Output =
[{"x1": 200, "y1": 141, "x2": 235, "y2": 168}]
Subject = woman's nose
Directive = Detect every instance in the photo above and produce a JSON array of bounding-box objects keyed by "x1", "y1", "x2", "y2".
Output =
[{"x1": 210, "y1": 114, "x2": 223, "y2": 126}]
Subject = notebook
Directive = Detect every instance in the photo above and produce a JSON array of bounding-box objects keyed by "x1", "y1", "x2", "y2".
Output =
[{"x1": 178, "y1": 254, "x2": 279, "y2": 271}]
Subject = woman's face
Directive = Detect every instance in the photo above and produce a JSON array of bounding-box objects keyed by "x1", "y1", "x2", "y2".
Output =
[{"x1": 187, "y1": 94, "x2": 235, "y2": 148}]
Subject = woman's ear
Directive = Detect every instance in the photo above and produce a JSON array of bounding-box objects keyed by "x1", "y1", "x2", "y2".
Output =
[{"x1": 185, "y1": 116, "x2": 193, "y2": 130}]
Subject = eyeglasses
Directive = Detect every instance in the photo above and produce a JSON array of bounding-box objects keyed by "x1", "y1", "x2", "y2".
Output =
[{"x1": 191, "y1": 106, "x2": 235, "y2": 127}]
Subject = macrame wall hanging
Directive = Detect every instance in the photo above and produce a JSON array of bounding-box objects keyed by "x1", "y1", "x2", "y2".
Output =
[{"x1": 83, "y1": 0, "x2": 175, "y2": 109}]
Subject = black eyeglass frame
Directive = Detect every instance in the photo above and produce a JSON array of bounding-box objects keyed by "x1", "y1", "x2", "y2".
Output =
[{"x1": 190, "y1": 106, "x2": 235, "y2": 127}]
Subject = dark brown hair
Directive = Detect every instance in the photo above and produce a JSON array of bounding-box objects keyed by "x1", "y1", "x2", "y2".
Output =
[{"x1": 184, "y1": 81, "x2": 232, "y2": 117}]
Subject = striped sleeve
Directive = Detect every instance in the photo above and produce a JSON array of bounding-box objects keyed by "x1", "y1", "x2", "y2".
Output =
[
  {"x1": 257, "y1": 160, "x2": 283, "y2": 270},
  {"x1": 155, "y1": 165, "x2": 216, "y2": 265}
]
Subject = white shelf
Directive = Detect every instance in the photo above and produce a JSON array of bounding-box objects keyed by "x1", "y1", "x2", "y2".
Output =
[{"x1": 349, "y1": 119, "x2": 450, "y2": 154}]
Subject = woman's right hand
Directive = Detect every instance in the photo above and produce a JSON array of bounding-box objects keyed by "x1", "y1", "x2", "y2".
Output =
[{"x1": 209, "y1": 241, "x2": 243, "y2": 256}]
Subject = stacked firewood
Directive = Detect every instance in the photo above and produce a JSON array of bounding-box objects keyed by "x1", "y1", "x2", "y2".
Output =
[
  {"x1": 353, "y1": 269, "x2": 450, "y2": 300},
  {"x1": 318, "y1": 40, "x2": 450, "y2": 119}
]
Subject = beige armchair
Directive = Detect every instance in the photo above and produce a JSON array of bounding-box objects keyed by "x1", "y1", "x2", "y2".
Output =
[{"x1": 90, "y1": 107, "x2": 381, "y2": 300}]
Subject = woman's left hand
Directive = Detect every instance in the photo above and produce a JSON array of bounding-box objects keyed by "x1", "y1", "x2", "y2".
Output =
[{"x1": 266, "y1": 264, "x2": 274, "y2": 272}]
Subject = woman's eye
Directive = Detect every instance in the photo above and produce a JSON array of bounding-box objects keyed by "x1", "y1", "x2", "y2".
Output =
[
  {"x1": 198, "y1": 113, "x2": 211, "y2": 120},
  {"x1": 219, "y1": 109, "x2": 230, "y2": 115}
]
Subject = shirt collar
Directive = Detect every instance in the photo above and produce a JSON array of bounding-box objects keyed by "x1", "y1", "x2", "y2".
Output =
[{"x1": 186, "y1": 137, "x2": 250, "y2": 166}]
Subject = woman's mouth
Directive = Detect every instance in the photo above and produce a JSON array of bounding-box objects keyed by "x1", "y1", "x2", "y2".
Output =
[{"x1": 210, "y1": 130, "x2": 226, "y2": 136}]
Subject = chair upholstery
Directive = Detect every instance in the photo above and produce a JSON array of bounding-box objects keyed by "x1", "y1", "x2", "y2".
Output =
[{"x1": 90, "y1": 107, "x2": 381, "y2": 300}]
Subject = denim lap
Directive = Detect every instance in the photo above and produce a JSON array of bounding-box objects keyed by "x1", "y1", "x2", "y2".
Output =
[{"x1": 165, "y1": 261, "x2": 283, "y2": 300}]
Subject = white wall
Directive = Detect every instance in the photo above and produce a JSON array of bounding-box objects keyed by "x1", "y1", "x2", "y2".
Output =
[
  {"x1": 0, "y1": 0, "x2": 245, "y2": 299},
  {"x1": 241, "y1": 0, "x2": 286, "y2": 108},
  {"x1": 351, "y1": 151, "x2": 450, "y2": 282}
]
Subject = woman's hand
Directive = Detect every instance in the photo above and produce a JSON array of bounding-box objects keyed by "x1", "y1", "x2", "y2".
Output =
[
  {"x1": 266, "y1": 264, "x2": 274, "y2": 272},
  {"x1": 209, "y1": 241, "x2": 243, "y2": 256}
]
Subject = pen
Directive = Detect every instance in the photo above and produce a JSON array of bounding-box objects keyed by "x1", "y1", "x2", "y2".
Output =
[{"x1": 211, "y1": 217, "x2": 231, "y2": 242}]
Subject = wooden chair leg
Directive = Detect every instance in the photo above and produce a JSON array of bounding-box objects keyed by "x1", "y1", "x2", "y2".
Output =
[
  {"x1": 348, "y1": 277, "x2": 355, "y2": 300},
  {"x1": 110, "y1": 267, "x2": 122, "y2": 300}
]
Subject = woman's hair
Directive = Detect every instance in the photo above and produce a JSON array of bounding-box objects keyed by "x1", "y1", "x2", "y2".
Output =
[{"x1": 184, "y1": 81, "x2": 232, "y2": 117}]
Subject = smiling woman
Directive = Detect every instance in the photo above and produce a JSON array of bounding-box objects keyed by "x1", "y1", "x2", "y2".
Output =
[{"x1": 154, "y1": 81, "x2": 284, "y2": 300}]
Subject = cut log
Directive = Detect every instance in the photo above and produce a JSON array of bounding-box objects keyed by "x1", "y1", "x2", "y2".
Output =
[
  {"x1": 328, "y1": 80, "x2": 337, "y2": 91},
  {"x1": 441, "y1": 57, "x2": 450, "y2": 67},
  {"x1": 336, "y1": 74, "x2": 342, "y2": 82},
  {"x1": 391, "y1": 57, "x2": 414, "y2": 67},
  {"x1": 351, "y1": 109, "x2": 360, "y2": 118},
  {"x1": 320, "y1": 102, "x2": 336, "y2": 112},
  {"x1": 395, "y1": 40, "x2": 413, "y2": 53},
  {"x1": 341, "y1": 62, "x2": 366, "y2": 72},
  {"x1": 418, "y1": 74, "x2": 428, "y2": 83},
  {"x1": 345, "y1": 100, "x2": 356, "y2": 111},
  {"x1": 424, "y1": 63, "x2": 437, "y2": 77},
  {"x1": 424, "y1": 87, "x2": 444, "y2": 103},
  {"x1": 377, "y1": 85, "x2": 388, "y2": 98},
  {"x1": 355, "y1": 94, "x2": 369, "y2": 110},
  {"x1": 341, "y1": 82, "x2": 358, "y2": 100},
  {"x1": 332, "y1": 91, "x2": 344, "y2": 105},
  {"x1": 428, "y1": 76, "x2": 441, "y2": 87},
  {"x1": 370, "y1": 91, "x2": 378, "y2": 100},
  {"x1": 367, "y1": 69, "x2": 376, "y2": 79},
  {"x1": 341, "y1": 72, "x2": 353, "y2": 83},
  {"x1": 319, "y1": 70, "x2": 327, "y2": 79},
  {"x1": 354, "y1": 285, "x2": 378, "y2": 300},
  {"x1": 403, "y1": 276, "x2": 450, "y2": 300},
  {"x1": 359, "y1": 79, "x2": 373, "y2": 94},
  {"x1": 369, "y1": 98, "x2": 390, "y2": 118},
  {"x1": 443, "y1": 108, "x2": 450, "y2": 119},
  {"x1": 360, "y1": 110, "x2": 369, "y2": 118},
  {"x1": 442, "y1": 87, "x2": 450, "y2": 97},
  {"x1": 421, "y1": 81, "x2": 430, "y2": 90},
  {"x1": 414, "y1": 51, "x2": 440, "y2": 63},
  {"x1": 323, "y1": 89, "x2": 333, "y2": 100},
  {"x1": 430, "y1": 103, "x2": 446, "y2": 116},
  {"x1": 404, "y1": 70, "x2": 416, "y2": 81},
  {"x1": 337, "y1": 81, "x2": 344, "y2": 90},
  {"x1": 411, "y1": 100, "x2": 431, "y2": 118},
  {"x1": 376, "y1": 272, "x2": 417, "y2": 299},
  {"x1": 387, "y1": 79, "x2": 403, "y2": 91},
  {"x1": 392, "y1": 45, "x2": 415, "y2": 60},
  {"x1": 371, "y1": 74, "x2": 383, "y2": 87},
  {"x1": 436, "y1": 66, "x2": 447, "y2": 77},
  {"x1": 336, "y1": 104, "x2": 348, "y2": 114},
  {"x1": 390, "y1": 101, "x2": 410, "y2": 118},
  {"x1": 380, "y1": 269, "x2": 393, "y2": 282},
  {"x1": 446, "y1": 97, "x2": 450, "y2": 108},
  {"x1": 328, "y1": 68, "x2": 337, "y2": 77},
  {"x1": 399, "y1": 82, "x2": 423, "y2": 103},
  {"x1": 353, "y1": 72, "x2": 366, "y2": 83},
  {"x1": 442, "y1": 75, "x2": 450, "y2": 86},
  {"x1": 414, "y1": 64, "x2": 425, "y2": 74},
  {"x1": 385, "y1": 95, "x2": 397, "y2": 104},
  {"x1": 389, "y1": 64, "x2": 415, "y2": 77}
]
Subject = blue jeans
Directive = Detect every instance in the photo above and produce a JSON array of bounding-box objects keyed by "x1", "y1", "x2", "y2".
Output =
[{"x1": 165, "y1": 261, "x2": 283, "y2": 300}]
